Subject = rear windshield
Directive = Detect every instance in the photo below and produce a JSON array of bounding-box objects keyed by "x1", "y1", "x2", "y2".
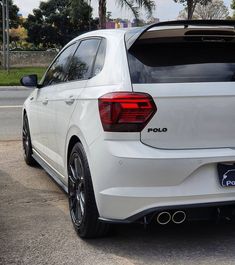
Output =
[{"x1": 128, "y1": 41, "x2": 235, "y2": 83}]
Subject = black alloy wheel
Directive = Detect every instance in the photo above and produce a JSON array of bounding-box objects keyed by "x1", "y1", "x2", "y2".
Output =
[
  {"x1": 68, "y1": 153, "x2": 85, "y2": 226},
  {"x1": 22, "y1": 114, "x2": 36, "y2": 166},
  {"x1": 68, "y1": 142, "x2": 110, "y2": 238}
]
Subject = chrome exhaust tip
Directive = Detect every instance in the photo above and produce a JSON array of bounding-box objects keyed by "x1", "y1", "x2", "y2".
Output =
[
  {"x1": 156, "y1": 211, "x2": 171, "y2": 225},
  {"x1": 172, "y1": 211, "x2": 186, "y2": 224}
]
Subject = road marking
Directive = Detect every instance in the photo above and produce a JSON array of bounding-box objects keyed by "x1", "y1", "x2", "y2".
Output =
[{"x1": 0, "y1": 105, "x2": 22, "y2": 109}]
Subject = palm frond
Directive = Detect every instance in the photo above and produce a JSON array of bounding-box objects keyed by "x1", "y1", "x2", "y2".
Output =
[
  {"x1": 118, "y1": 0, "x2": 140, "y2": 20},
  {"x1": 117, "y1": 0, "x2": 155, "y2": 19},
  {"x1": 135, "y1": 0, "x2": 156, "y2": 16}
]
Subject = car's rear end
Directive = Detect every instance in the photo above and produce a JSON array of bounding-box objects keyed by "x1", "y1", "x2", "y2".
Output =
[{"x1": 93, "y1": 21, "x2": 235, "y2": 225}]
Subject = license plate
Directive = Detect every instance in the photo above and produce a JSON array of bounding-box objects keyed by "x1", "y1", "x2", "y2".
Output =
[{"x1": 218, "y1": 163, "x2": 235, "y2": 187}]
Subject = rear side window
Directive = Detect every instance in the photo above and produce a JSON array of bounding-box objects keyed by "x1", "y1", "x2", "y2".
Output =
[
  {"x1": 68, "y1": 39, "x2": 101, "y2": 81},
  {"x1": 43, "y1": 43, "x2": 77, "y2": 86},
  {"x1": 92, "y1": 38, "x2": 106, "y2": 77},
  {"x1": 128, "y1": 41, "x2": 235, "y2": 83}
]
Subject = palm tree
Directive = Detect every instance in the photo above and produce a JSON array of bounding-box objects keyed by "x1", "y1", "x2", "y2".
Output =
[
  {"x1": 99, "y1": 0, "x2": 106, "y2": 29},
  {"x1": 99, "y1": 0, "x2": 155, "y2": 29},
  {"x1": 70, "y1": 0, "x2": 155, "y2": 29}
]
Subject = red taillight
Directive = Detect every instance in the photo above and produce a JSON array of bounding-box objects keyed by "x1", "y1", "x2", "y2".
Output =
[{"x1": 98, "y1": 92, "x2": 157, "y2": 132}]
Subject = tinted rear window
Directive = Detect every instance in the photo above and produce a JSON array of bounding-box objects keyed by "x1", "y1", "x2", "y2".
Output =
[
  {"x1": 128, "y1": 41, "x2": 235, "y2": 83},
  {"x1": 68, "y1": 39, "x2": 101, "y2": 81}
]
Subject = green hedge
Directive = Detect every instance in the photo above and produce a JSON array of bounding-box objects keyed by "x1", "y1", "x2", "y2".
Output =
[{"x1": 0, "y1": 67, "x2": 46, "y2": 86}]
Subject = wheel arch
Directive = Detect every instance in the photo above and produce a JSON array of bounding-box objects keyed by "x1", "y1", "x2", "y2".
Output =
[
  {"x1": 67, "y1": 135, "x2": 81, "y2": 166},
  {"x1": 22, "y1": 106, "x2": 30, "y2": 127},
  {"x1": 22, "y1": 108, "x2": 27, "y2": 120},
  {"x1": 65, "y1": 125, "x2": 91, "y2": 182}
]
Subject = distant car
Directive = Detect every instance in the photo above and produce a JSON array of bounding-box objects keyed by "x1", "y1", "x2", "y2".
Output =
[{"x1": 21, "y1": 20, "x2": 235, "y2": 238}]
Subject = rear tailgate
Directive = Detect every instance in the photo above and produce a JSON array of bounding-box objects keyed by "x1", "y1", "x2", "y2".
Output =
[
  {"x1": 133, "y1": 82, "x2": 235, "y2": 149},
  {"x1": 127, "y1": 27, "x2": 235, "y2": 150}
]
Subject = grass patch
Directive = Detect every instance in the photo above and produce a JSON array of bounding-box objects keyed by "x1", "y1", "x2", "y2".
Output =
[{"x1": 0, "y1": 67, "x2": 47, "y2": 86}]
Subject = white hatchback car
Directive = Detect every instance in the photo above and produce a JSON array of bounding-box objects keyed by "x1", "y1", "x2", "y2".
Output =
[{"x1": 21, "y1": 20, "x2": 235, "y2": 238}]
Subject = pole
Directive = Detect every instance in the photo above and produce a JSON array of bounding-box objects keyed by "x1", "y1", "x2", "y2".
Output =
[
  {"x1": 88, "y1": 0, "x2": 91, "y2": 31},
  {"x1": 6, "y1": 0, "x2": 9, "y2": 72},
  {"x1": 2, "y1": 0, "x2": 6, "y2": 70}
]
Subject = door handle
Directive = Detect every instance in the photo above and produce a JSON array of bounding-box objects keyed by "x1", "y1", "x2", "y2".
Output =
[
  {"x1": 42, "y1": 98, "x2": 48, "y2": 105},
  {"x1": 65, "y1": 95, "x2": 75, "y2": 105}
]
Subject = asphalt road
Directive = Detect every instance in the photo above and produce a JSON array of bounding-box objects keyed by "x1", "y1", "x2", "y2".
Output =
[
  {"x1": 0, "y1": 86, "x2": 31, "y2": 141},
  {"x1": 1, "y1": 87, "x2": 235, "y2": 265}
]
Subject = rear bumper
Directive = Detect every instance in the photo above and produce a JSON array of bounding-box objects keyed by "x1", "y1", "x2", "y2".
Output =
[
  {"x1": 99, "y1": 200, "x2": 235, "y2": 223},
  {"x1": 88, "y1": 139, "x2": 235, "y2": 221}
]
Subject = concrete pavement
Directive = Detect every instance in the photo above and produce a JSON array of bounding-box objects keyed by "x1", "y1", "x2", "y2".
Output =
[{"x1": 1, "y1": 142, "x2": 235, "y2": 265}]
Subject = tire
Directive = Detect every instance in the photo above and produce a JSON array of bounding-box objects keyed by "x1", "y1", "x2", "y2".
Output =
[
  {"x1": 68, "y1": 142, "x2": 110, "y2": 238},
  {"x1": 22, "y1": 114, "x2": 36, "y2": 166}
]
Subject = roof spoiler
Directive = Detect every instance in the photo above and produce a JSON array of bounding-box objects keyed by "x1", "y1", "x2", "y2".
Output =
[{"x1": 125, "y1": 20, "x2": 235, "y2": 50}]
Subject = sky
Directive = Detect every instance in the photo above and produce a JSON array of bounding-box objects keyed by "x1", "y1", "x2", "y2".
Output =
[{"x1": 15, "y1": 0, "x2": 233, "y2": 21}]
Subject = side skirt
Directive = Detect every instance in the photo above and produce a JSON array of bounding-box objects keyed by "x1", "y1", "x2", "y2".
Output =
[{"x1": 32, "y1": 149, "x2": 68, "y2": 194}]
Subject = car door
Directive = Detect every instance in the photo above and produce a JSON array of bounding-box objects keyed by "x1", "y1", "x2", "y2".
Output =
[
  {"x1": 52, "y1": 38, "x2": 103, "y2": 178},
  {"x1": 36, "y1": 43, "x2": 78, "y2": 165}
]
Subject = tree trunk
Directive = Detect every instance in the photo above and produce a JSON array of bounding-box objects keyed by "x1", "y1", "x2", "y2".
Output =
[
  {"x1": 99, "y1": 0, "x2": 106, "y2": 29},
  {"x1": 187, "y1": 0, "x2": 198, "y2": 20},
  {"x1": 187, "y1": 0, "x2": 193, "y2": 19}
]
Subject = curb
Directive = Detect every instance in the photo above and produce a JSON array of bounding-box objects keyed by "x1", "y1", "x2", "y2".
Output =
[{"x1": 0, "y1": 86, "x2": 28, "y2": 91}]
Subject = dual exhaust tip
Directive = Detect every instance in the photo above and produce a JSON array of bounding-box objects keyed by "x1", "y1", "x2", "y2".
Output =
[{"x1": 156, "y1": 211, "x2": 186, "y2": 225}]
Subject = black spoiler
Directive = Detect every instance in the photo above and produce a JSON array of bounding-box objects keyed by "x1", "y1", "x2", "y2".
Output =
[{"x1": 125, "y1": 20, "x2": 235, "y2": 50}]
